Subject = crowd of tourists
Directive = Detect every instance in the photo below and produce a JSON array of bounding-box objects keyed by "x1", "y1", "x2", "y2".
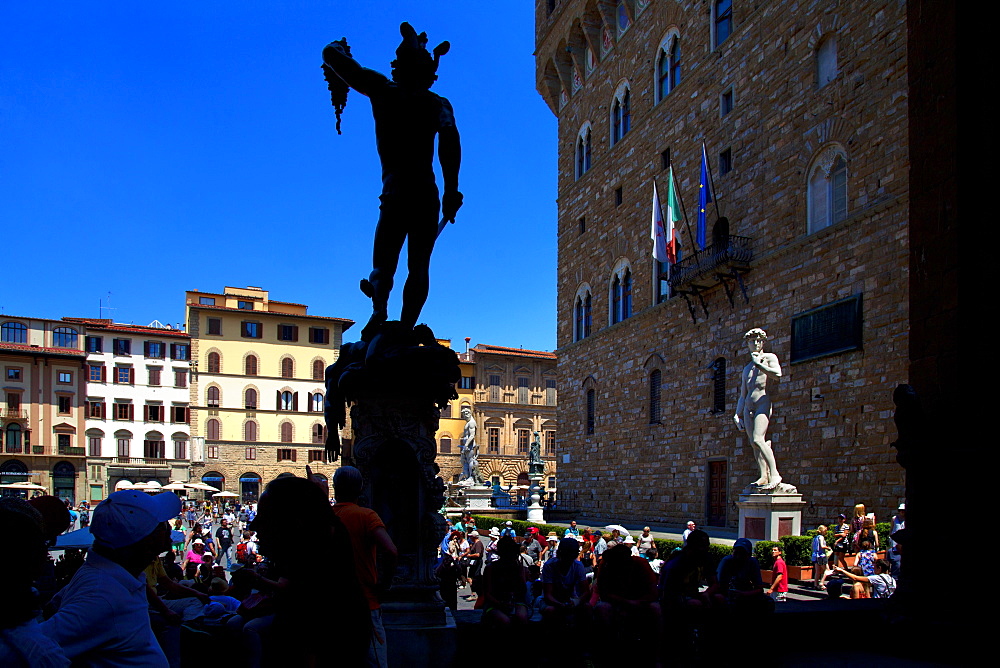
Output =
[
  {"x1": 1, "y1": 484, "x2": 904, "y2": 667},
  {"x1": 0, "y1": 466, "x2": 395, "y2": 667}
]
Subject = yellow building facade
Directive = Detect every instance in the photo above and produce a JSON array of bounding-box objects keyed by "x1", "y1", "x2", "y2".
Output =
[{"x1": 185, "y1": 286, "x2": 353, "y2": 500}]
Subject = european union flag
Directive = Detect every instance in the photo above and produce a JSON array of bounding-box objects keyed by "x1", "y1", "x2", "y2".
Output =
[{"x1": 698, "y1": 144, "x2": 713, "y2": 250}]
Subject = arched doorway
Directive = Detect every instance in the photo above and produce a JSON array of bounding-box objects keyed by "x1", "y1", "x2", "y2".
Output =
[
  {"x1": 202, "y1": 471, "x2": 225, "y2": 499},
  {"x1": 1, "y1": 459, "x2": 29, "y2": 498},
  {"x1": 240, "y1": 472, "x2": 261, "y2": 503},
  {"x1": 52, "y1": 461, "x2": 76, "y2": 503}
]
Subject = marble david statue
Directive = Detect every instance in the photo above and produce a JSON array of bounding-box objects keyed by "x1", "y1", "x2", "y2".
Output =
[{"x1": 733, "y1": 328, "x2": 793, "y2": 492}]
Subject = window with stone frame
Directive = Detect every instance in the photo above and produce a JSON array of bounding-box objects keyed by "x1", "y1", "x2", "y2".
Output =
[
  {"x1": 207, "y1": 386, "x2": 220, "y2": 408},
  {"x1": 610, "y1": 265, "x2": 633, "y2": 324},
  {"x1": 89, "y1": 436, "x2": 102, "y2": 457},
  {"x1": 439, "y1": 436, "x2": 452, "y2": 454},
  {"x1": 649, "y1": 369, "x2": 662, "y2": 424},
  {"x1": 808, "y1": 149, "x2": 848, "y2": 233},
  {"x1": 280, "y1": 422, "x2": 293, "y2": 443},
  {"x1": 277, "y1": 448, "x2": 297, "y2": 462},
  {"x1": 281, "y1": 357, "x2": 294, "y2": 379},
  {"x1": 575, "y1": 290, "x2": 593, "y2": 341},
  {"x1": 143, "y1": 439, "x2": 165, "y2": 459},
  {"x1": 517, "y1": 428, "x2": 530, "y2": 454},
  {"x1": 312, "y1": 424, "x2": 325, "y2": 444},
  {"x1": 245, "y1": 421, "x2": 258, "y2": 442},
  {"x1": 545, "y1": 378, "x2": 557, "y2": 406},
  {"x1": 488, "y1": 427, "x2": 500, "y2": 454},
  {"x1": 586, "y1": 389, "x2": 596, "y2": 435},
  {"x1": 174, "y1": 439, "x2": 187, "y2": 460},
  {"x1": 114, "y1": 402, "x2": 133, "y2": 421},
  {"x1": 148, "y1": 367, "x2": 161, "y2": 386},
  {"x1": 206, "y1": 419, "x2": 221, "y2": 440},
  {"x1": 655, "y1": 31, "x2": 681, "y2": 102},
  {"x1": 245, "y1": 388, "x2": 258, "y2": 409},
  {"x1": 713, "y1": 0, "x2": 733, "y2": 49},
  {"x1": 610, "y1": 84, "x2": 631, "y2": 145},
  {"x1": 711, "y1": 357, "x2": 727, "y2": 413},
  {"x1": 517, "y1": 377, "x2": 530, "y2": 403},
  {"x1": 816, "y1": 34, "x2": 838, "y2": 88},
  {"x1": 207, "y1": 445, "x2": 219, "y2": 459},
  {"x1": 545, "y1": 430, "x2": 556, "y2": 455},
  {"x1": 575, "y1": 124, "x2": 593, "y2": 179},
  {"x1": 245, "y1": 355, "x2": 259, "y2": 376},
  {"x1": 488, "y1": 374, "x2": 501, "y2": 402},
  {"x1": 245, "y1": 446, "x2": 257, "y2": 460},
  {"x1": 312, "y1": 359, "x2": 325, "y2": 380},
  {"x1": 309, "y1": 449, "x2": 325, "y2": 462},
  {"x1": 57, "y1": 395, "x2": 72, "y2": 414},
  {"x1": 207, "y1": 352, "x2": 221, "y2": 373}
]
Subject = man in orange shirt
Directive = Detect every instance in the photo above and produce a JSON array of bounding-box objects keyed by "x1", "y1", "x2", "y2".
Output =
[{"x1": 332, "y1": 466, "x2": 398, "y2": 668}]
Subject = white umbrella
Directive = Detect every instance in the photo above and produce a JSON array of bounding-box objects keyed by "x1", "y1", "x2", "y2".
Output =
[
  {"x1": 185, "y1": 482, "x2": 220, "y2": 492},
  {"x1": 604, "y1": 524, "x2": 629, "y2": 536},
  {"x1": 162, "y1": 482, "x2": 188, "y2": 491},
  {"x1": 212, "y1": 491, "x2": 239, "y2": 498},
  {"x1": 115, "y1": 480, "x2": 135, "y2": 490},
  {"x1": 130, "y1": 482, "x2": 150, "y2": 490},
  {"x1": 0, "y1": 481, "x2": 46, "y2": 490},
  {"x1": 145, "y1": 480, "x2": 162, "y2": 489}
]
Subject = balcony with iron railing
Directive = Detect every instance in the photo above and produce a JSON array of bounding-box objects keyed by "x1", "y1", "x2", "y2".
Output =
[
  {"x1": 668, "y1": 234, "x2": 754, "y2": 290},
  {"x1": 57, "y1": 446, "x2": 86, "y2": 456},
  {"x1": 1, "y1": 408, "x2": 29, "y2": 420}
]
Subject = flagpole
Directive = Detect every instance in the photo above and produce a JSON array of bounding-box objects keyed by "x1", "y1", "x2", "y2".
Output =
[
  {"x1": 673, "y1": 166, "x2": 701, "y2": 271},
  {"x1": 703, "y1": 141, "x2": 724, "y2": 221}
]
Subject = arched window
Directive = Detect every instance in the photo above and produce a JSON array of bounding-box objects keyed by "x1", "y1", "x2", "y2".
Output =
[
  {"x1": 656, "y1": 32, "x2": 681, "y2": 101},
  {"x1": 649, "y1": 369, "x2": 662, "y2": 424},
  {"x1": 713, "y1": 0, "x2": 733, "y2": 48},
  {"x1": 207, "y1": 352, "x2": 221, "y2": 373},
  {"x1": 312, "y1": 359, "x2": 325, "y2": 381},
  {"x1": 280, "y1": 391, "x2": 294, "y2": 411},
  {"x1": 244, "y1": 421, "x2": 258, "y2": 443},
  {"x1": 586, "y1": 389, "x2": 596, "y2": 435},
  {"x1": 575, "y1": 124, "x2": 592, "y2": 179},
  {"x1": 52, "y1": 327, "x2": 78, "y2": 348},
  {"x1": 311, "y1": 393, "x2": 324, "y2": 412},
  {"x1": 280, "y1": 422, "x2": 293, "y2": 443},
  {"x1": 206, "y1": 419, "x2": 221, "y2": 440},
  {"x1": 610, "y1": 263, "x2": 633, "y2": 325},
  {"x1": 245, "y1": 355, "x2": 258, "y2": 376},
  {"x1": 1, "y1": 321, "x2": 27, "y2": 344},
  {"x1": 312, "y1": 424, "x2": 325, "y2": 444},
  {"x1": 245, "y1": 388, "x2": 258, "y2": 409},
  {"x1": 206, "y1": 386, "x2": 220, "y2": 408},
  {"x1": 817, "y1": 34, "x2": 838, "y2": 87},
  {"x1": 440, "y1": 435, "x2": 452, "y2": 454},
  {"x1": 574, "y1": 289, "x2": 593, "y2": 341},
  {"x1": 711, "y1": 357, "x2": 727, "y2": 413},
  {"x1": 281, "y1": 357, "x2": 294, "y2": 379},
  {"x1": 611, "y1": 275, "x2": 621, "y2": 324},
  {"x1": 808, "y1": 149, "x2": 848, "y2": 233},
  {"x1": 611, "y1": 84, "x2": 631, "y2": 145}
]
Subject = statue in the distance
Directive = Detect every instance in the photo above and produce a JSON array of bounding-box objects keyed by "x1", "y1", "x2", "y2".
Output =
[
  {"x1": 458, "y1": 406, "x2": 480, "y2": 485},
  {"x1": 322, "y1": 23, "x2": 463, "y2": 339},
  {"x1": 733, "y1": 328, "x2": 785, "y2": 490}
]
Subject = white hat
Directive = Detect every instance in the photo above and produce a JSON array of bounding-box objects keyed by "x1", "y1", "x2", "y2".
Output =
[
  {"x1": 623, "y1": 536, "x2": 636, "y2": 544},
  {"x1": 91, "y1": 489, "x2": 181, "y2": 549},
  {"x1": 469, "y1": 530, "x2": 479, "y2": 537},
  {"x1": 505, "y1": 520, "x2": 512, "y2": 526},
  {"x1": 897, "y1": 502, "x2": 906, "y2": 510},
  {"x1": 193, "y1": 538, "x2": 205, "y2": 545},
  {"x1": 489, "y1": 527, "x2": 500, "y2": 536}
]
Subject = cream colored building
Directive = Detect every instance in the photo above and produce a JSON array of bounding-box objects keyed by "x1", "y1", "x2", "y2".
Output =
[
  {"x1": 1, "y1": 316, "x2": 87, "y2": 503},
  {"x1": 185, "y1": 286, "x2": 353, "y2": 500},
  {"x1": 436, "y1": 342, "x2": 559, "y2": 502}
]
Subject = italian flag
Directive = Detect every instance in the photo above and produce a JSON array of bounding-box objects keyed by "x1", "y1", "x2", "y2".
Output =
[{"x1": 651, "y1": 167, "x2": 680, "y2": 264}]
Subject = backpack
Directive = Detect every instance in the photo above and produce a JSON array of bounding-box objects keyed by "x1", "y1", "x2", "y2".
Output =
[{"x1": 236, "y1": 542, "x2": 252, "y2": 565}]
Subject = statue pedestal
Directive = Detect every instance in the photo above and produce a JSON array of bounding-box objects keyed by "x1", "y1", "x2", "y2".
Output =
[
  {"x1": 460, "y1": 484, "x2": 492, "y2": 510},
  {"x1": 526, "y1": 472, "x2": 545, "y2": 523},
  {"x1": 736, "y1": 487, "x2": 806, "y2": 544}
]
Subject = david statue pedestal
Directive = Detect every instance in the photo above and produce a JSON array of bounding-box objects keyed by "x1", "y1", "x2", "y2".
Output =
[{"x1": 732, "y1": 328, "x2": 805, "y2": 543}]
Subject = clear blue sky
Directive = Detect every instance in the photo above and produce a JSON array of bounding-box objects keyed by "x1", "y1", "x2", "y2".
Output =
[{"x1": 1, "y1": 1, "x2": 557, "y2": 352}]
